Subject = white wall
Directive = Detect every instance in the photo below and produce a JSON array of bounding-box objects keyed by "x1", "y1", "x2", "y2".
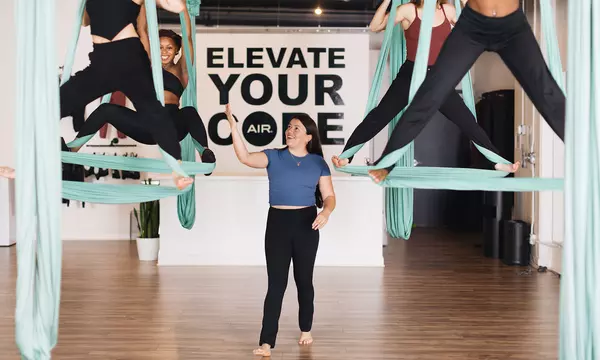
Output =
[
  {"x1": 472, "y1": 53, "x2": 515, "y2": 98},
  {"x1": 513, "y1": 0, "x2": 566, "y2": 274},
  {"x1": 0, "y1": 0, "x2": 16, "y2": 168},
  {"x1": 539, "y1": 0, "x2": 566, "y2": 273}
]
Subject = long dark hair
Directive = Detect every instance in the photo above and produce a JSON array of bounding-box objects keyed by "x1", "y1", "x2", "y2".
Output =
[{"x1": 283, "y1": 114, "x2": 325, "y2": 208}]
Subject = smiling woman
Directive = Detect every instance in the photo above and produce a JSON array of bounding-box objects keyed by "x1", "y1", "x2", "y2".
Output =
[{"x1": 224, "y1": 103, "x2": 336, "y2": 357}]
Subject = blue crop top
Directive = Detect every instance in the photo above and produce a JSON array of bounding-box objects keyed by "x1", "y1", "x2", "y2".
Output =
[{"x1": 263, "y1": 148, "x2": 331, "y2": 207}]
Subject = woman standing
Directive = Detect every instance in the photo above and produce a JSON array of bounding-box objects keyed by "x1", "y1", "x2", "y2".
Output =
[
  {"x1": 225, "y1": 104, "x2": 336, "y2": 357},
  {"x1": 332, "y1": 0, "x2": 519, "y2": 174}
]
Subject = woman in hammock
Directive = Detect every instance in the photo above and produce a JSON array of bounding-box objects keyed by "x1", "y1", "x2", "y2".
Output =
[
  {"x1": 332, "y1": 0, "x2": 520, "y2": 174},
  {"x1": 59, "y1": 0, "x2": 193, "y2": 190},
  {"x1": 224, "y1": 104, "x2": 336, "y2": 357},
  {"x1": 70, "y1": 26, "x2": 217, "y2": 172},
  {"x1": 360, "y1": 0, "x2": 564, "y2": 183}
]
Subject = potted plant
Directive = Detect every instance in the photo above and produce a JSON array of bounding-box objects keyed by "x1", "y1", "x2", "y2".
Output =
[{"x1": 133, "y1": 180, "x2": 160, "y2": 261}]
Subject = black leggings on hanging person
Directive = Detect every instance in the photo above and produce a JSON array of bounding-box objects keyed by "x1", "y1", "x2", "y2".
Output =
[
  {"x1": 343, "y1": 60, "x2": 500, "y2": 169},
  {"x1": 59, "y1": 37, "x2": 182, "y2": 160},
  {"x1": 76, "y1": 104, "x2": 210, "y2": 149},
  {"x1": 373, "y1": 5, "x2": 565, "y2": 170}
]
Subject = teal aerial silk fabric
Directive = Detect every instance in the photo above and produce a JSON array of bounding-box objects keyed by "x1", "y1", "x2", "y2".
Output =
[
  {"x1": 383, "y1": 0, "x2": 413, "y2": 239},
  {"x1": 177, "y1": 5, "x2": 201, "y2": 229},
  {"x1": 335, "y1": 0, "x2": 562, "y2": 193},
  {"x1": 559, "y1": 0, "x2": 599, "y2": 357},
  {"x1": 15, "y1": 0, "x2": 63, "y2": 358}
]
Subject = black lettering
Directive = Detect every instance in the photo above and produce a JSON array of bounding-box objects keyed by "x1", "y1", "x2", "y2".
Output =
[
  {"x1": 287, "y1": 48, "x2": 308, "y2": 68},
  {"x1": 208, "y1": 112, "x2": 237, "y2": 146},
  {"x1": 247, "y1": 48, "x2": 263, "y2": 68},
  {"x1": 307, "y1": 48, "x2": 327, "y2": 68},
  {"x1": 315, "y1": 75, "x2": 344, "y2": 106},
  {"x1": 241, "y1": 74, "x2": 273, "y2": 106},
  {"x1": 282, "y1": 113, "x2": 307, "y2": 144},
  {"x1": 329, "y1": 48, "x2": 345, "y2": 68},
  {"x1": 318, "y1": 113, "x2": 344, "y2": 145},
  {"x1": 279, "y1": 74, "x2": 308, "y2": 106},
  {"x1": 209, "y1": 74, "x2": 240, "y2": 104},
  {"x1": 228, "y1": 48, "x2": 244, "y2": 68},
  {"x1": 266, "y1": 48, "x2": 286, "y2": 68},
  {"x1": 207, "y1": 48, "x2": 224, "y2": 68}
]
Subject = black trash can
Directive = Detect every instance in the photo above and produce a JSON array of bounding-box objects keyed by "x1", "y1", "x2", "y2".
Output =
[
  {"x1": 502, "y1": 220, "x2": 531, "y2": 266},
  {"x1": 482, "y1": 191, "x2": 514, "y2": 258}
]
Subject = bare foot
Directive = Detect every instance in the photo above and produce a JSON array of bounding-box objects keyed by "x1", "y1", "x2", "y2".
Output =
[
  {"x1": 298, "y1": 331, "x2": 313, "y2": 345},
  {"x1": 331, "y1": 155, "x2": 348, "y2": 168},
  {"x1": 0, "y1": 166, "x2": 15, "y2": 179},
  {"x1": 495, "y1": 161, "x2": 521, "y2": 173},
  {"x1": 173, "y1": 174, "x2": 193, "y2": 190},
  {"x1": 253, "y1": 343, "x2": 271, "y2": 357},
  {"x1": 367, "y1": 169, "x2": 389, "y2": 183}
]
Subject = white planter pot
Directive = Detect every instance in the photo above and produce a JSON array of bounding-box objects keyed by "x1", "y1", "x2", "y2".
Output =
[{"x1": 136, "y1": 237, "x2": 160, "y2": 261}]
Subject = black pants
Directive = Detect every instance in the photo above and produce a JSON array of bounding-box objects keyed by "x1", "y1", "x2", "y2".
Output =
[
  {"x1": 76, "y1": 104, "x2": 210, "y2": 149},
  {"x1": 59, "y1": 37, "x2": 182, "y2": 160},
  {"x1": 259, "y1": 206, "x2": 319, "y2": 348},
  {"x1": 345, "y1": 60, "x2": 499, "y2": 168},
  {"x1": 374, "y1": 5, "x2": 565, "y2": 169}
]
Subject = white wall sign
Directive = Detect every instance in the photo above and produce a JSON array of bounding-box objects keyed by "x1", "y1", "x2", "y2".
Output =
[{"x1": 196, "y1": 32, "x2": 370, "y2": 174}]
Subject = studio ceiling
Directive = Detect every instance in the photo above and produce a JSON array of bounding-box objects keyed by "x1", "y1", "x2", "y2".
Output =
[{"x1": 158, "y1": 0, "x2": 379, "y2": 27}]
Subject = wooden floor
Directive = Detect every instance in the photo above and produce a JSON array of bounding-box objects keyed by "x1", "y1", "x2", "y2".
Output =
[{"x1": 0, "y1": 229, "x2": 560, "y2": 359}]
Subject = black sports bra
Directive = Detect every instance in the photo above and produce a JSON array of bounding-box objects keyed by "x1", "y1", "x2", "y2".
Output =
[
  {"x1": 163, "y1": 68, "x2": 184, "y2": 98},
  {"x1": 86, "y1": 0, "x2": 141, "y2": 40}
]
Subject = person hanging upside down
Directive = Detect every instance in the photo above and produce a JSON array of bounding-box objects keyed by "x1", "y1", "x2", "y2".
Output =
[
  {"x1": 358, "y1": 0, "x2": 564, "y2": 183},
  {"x1": 332, "y1": 0, "x2": 520, "y2": 174},
  {"x1": 224, "y1": 104, "x2": 336, "y2": 357},
  {"x1": 71, "y1": 26, "x2": 216, "y2": 173},
  {"x1": 59, "y1": 0, "x2": 193, "y2": 190}
]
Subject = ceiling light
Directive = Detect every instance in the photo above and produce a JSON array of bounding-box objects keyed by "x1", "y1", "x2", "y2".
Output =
[{"x1": 314, "y1": 7, "x2": 323, "y2": 15}]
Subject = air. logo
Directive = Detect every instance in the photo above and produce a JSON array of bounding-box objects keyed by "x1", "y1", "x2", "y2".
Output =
[
  {"x1": 247, "y1": 124, "x2": 273, "y2": 134},
  {"x1": 242, "y1": 111, "x2": 277, "y2": 147}
]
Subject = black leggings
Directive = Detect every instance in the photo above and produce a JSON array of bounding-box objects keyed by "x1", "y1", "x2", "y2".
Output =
[
  {"x1": 344, "y1": 60, "x2": 499, "y2": 168},
  {"x1": 374, "y1": 5, "x2": 565, "y2": 169},
  {"x1": 259, "y1": 206, "x2": 319, "y2": 349},
  {"x1": 75, "y1": 104, "x2": 210, "y2": 149},
  {"x1": 59, "y1": 37, "x2": 182, "y2": 160}
]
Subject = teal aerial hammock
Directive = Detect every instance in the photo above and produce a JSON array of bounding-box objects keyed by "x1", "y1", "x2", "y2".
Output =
[
  {"x1": 177, "y1": 0, "x2": 202, "y2": 229},
  {"x1": 559, "y1": 0, "x2": 600, "y2": 357},
  {"x1": 58, "y1": 0, "x2": 214, "y2": 205},
  {"x1": 335, "y1": 0, "x2": 563, "y2": 193}
]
